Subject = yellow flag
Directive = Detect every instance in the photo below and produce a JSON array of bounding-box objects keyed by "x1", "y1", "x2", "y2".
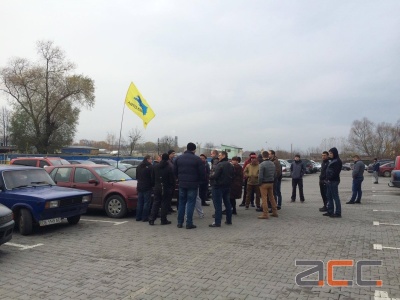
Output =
[{"x1": 124, "y1": 82, "x2": 155, "y2": 128}]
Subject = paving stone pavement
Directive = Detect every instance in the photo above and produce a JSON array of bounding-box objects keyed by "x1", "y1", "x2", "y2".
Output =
[{"x1": 1, "y1": 172, "x2": 399, "y2": 300}]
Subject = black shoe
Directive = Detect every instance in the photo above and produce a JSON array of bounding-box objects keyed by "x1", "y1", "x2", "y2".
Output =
[
  {"x1": 161, "y1": 220, "x2": 171, "y2": 225},
  {"x1": 268, "y1": 209, "x2": 273, "y2": 214},
  {"x1": 277, "y1": 206, "x2": 281, "y2": 210},
  {"x1": 222, "y1": 210, "x2": 226, "y2": 215},
  {"x1": 300, "y1": 200, "x2": 305, "y2": 203},
  {"x1": 149, "y1": 220, "x2": 154, "y2": 225},
  {"x1": 239, "y1": 203, "x2": 245, "y2": 207},
  {"x1": 142, "y1": 218, "x2": 149, "y2": 222},
  {"x1": 354, "y1": 201, "x2": 361, "y2": 204},
  {"x1": 212, "y1": 214, "x2": 215, "y2": 218},
  {"x1": 256, "y1": 208, "x2": 263, "y2": 212},
  {"x1": 186, "y1": 224, "x2": 197, "y2": 229},
  {"x1": 209, "y1": 223, "x2": 221, "y2": 227},
  {"x1": 346, "y1": 201, "x2": 355, "y2": 204},
  {"x1": 169, "y1": 208, "x2": 176, "y2": 213},
  {"x1": 136, "y1": 219, "x2": 142, "y2": 222},
  {"x1": 290, "y1": 200, "x2": 295, "y2": 203},
  {"x1": 330, "y1": 214, "x2": 342, "y2": 218},
  {"x1": 374, "y1": 182, "x2": 378, "y2": 184},
  {"x1": 202, "y1": 203, "x2": 210, "y2": 206},
  {"x1": 323, "y1": 212, "x2": 333, "y2": 216},
  {"x1": 177, "y1": 224, "x2": 183, "y2": 228},
  {"x1": 319, "y1": 207, "x2": 327, "y2": 212},
  {"x1": 232, "y1": 211, "x2": 237, "y2": 215},
  {"x1": 225, "y1": 221, "x2": 232, "y2": 225}
]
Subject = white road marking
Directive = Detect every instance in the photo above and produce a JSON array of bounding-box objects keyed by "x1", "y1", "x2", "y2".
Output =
[
  {"x1": 373, "y1": 244, "x2": 400, "y2": 251},
  {"x1": 5, "y1": 243, "x2": 44, "y2": 250},
  {"x1": 80, "y1": 219, "x2": 128, "y2": 226},
  {"x1": 373, "y1": 210, "x2": 400, "y2": 213},
  {"x1": 374, "y1": 290, "x2": 400, "y2": 300},
  {"x1": 373, "y1": 221, "x2": 400, "y2": 226}
]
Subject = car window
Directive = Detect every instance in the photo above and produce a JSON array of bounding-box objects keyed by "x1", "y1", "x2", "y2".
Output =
[
  {"x1": 51, "y1": 159, "x2": 71, "y2": 166},
  {"x1": 125, "y1": 167, "x2": 137, "y2": 179},
  {"x1": 39, "y1": 160, "x2": 50, "y2": 168},
  {"x1": 94, "y1": 167, "x2": 132, "y2": 182},
  {"x1": 53, "y1": 168, "x2": 72, "y2": 182},
  {"x1": 74, "y1": 168, "x2": 96, "y2": 183},
  {"x1": 12, "y1": 159, "x2": 37, "y2": 167},
  {"x1": 3, "y1": 169, "x2": 55, "y2": 189}
]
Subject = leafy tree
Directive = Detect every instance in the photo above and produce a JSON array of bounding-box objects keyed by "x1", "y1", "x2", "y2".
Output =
[{"x1": 0, "y1": 40, "x2": 94, "y2": 153}]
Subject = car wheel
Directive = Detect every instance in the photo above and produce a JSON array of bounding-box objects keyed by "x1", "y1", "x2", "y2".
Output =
[
  {"x1": 105, "y1": 195, "x2": 127, "y2": 218},
  {"x1": 19, "y1": 208, "x2": 33, "y2": 235},
  {"x1": 67, "y1": 215, "x2": 81, "y2": 225},
  {"x1": 384, "y1": 171, "x2": 391, "y2": 177}
]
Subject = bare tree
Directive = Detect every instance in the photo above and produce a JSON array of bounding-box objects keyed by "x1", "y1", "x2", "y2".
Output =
[
  {"x1": 127, "y1": 127, "x2": 142, "y2": 155},
  {"x1": 159, "y1": 135, "x2": 175, "y2": 153},
  {"x1": 106, "y1": 132, "x2": 117, "y2": 151},
  {"x1": 0, "y1": 107, "x2": 10, "y2": 146},
  {"x1": 0, "y1": 40, "x2": 95, "y2": 153}
]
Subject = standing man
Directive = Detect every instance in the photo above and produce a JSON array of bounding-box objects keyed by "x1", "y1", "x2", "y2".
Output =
[
  {"x1": 323, "y1": 147, "x2": 343, "y2": 218},
  {"x1": 268, "y1": 150, "x2": 282, "y2": 210},
  {"x1": 135, "y1": 155, "x2": 153, "y2": 222},
  {"x1": 149, "y1": 153, "x2": 175, "y2": 225},
  {"x1": 167, "y1": 150, "x2": 177, "y2": 212},
  {"x1": 243, "y1": 154, "x2": 261, "y2": 209},
  {"x1": 199, "y1": 154, "x2": 210, "y2": 206},
  {"x1": 174, "y1": 142, "x2": 205, "y2": 229},
  {"x1": 319, "y1": 151, "x2": 329, "y2": 212},
  {"x1": 346, "y1": 155, "x2": 365, "y2": 204},
  {"x1": 239, "y1": 152, "x2": 256, "y2": 207},
  {"x1": 372, "y1": 158, "x2": 380, "y2": 184},
  {"x1": 209, "y1": 151, "x2": 234, "y2": 227},
  {"x1": 258, "y1": 151, "x2": 278, "y2": 219},
  {"x1": 230, "y1": 156, "x2": 243, "y2": 215},
  {"x1": 290, "y1": 154, "x2": 306, "y2": 202}
]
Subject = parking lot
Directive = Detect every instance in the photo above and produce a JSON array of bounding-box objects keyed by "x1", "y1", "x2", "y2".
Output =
[{"x1": 1, "y1": 171, "x2": 399, "y2": 300}]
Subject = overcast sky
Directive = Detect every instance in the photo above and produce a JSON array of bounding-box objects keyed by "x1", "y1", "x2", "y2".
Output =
[{"x1": 1, "y1": 0, "x2": 399, "y2": 153}]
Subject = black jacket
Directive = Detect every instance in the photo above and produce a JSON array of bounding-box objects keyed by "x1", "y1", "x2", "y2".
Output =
[
  {"x1": 152, "y1": 160, "x2": 175, "y2": 189},
  {"x1": 136, "y1": 160, "x2": 153, "y2": 192},
  {"x1": 210, "y1": 157, "x2": 234, "y2": 188},
  {"x1": 326, "y1": 147, "x2": 342, "y2": 182},
  {"x1": 319, "y1": 158, "x2": 329, "y2": 181},
  {"x1": 174, "y1": 151, "x2": 205, "y2": 189}
]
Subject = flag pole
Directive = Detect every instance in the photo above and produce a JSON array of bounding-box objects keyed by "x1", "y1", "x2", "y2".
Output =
[{"x1": 116, "y1": 98, "x2": 127, "y2": 167}]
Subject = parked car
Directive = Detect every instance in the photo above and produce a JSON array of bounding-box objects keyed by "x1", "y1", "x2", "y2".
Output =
[
  {"x1": 311, "y1": 161, "x2": 321, "y2": 172},
  {"x1": 279, "y1": 159, "x2": 292, "y2": 178},
  {"x1": 367, "y1": 159, "x2": 393, "y2": 173},
  {"x1": 0, "y1": 165, "x2": 92, "y2": 235},
  {"x1": 389, "y1": 156, "x2": 400, "y2": 188},
  {"x1": 0, "y1": 203, "x2": 14, "y2": 246},
  {"x1": 379, "y1": 162, "x2": 395, "y2": 177},
  {"x1": 46, "y1": 164, "x2": 138, "y2": 218},
  {"x1": 342, "y1": 163, "x2": 353, "y2": 171},
  {"x1": 120, "y1": 159, "x2": 142, "y2": 166},
  {"x1": 88, "y1": 158, "x2": 127, "y2": 171},
  {"x1": 124, "y1": 166, "x2": 137, "y2": 180},
  {"x1": 67, "y1": 160, "x2": 96, "y2": 165},
  {"x1": 10, "y1": 157, "x2": 70, "y2": 168},
  {"x1": 287, "y1": 159, "x2": 315, "y2": 174}
]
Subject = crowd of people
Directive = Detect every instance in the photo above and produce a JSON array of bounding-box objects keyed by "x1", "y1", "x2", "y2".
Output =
[{"x1": 134, "y1": 143, "x2": 370, "y2": 228}]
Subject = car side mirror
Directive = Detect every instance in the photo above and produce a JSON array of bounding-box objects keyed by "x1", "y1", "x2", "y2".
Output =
[{"x1": 88, "y1": 179, "x2": 99, "y2": 185}]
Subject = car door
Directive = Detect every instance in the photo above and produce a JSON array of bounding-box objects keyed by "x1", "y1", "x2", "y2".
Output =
[{"x1": 71, "y1": 167, "x2": 104, "y2": 208}]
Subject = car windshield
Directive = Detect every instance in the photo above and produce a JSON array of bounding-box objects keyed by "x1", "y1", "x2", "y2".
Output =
[
  {"x1": 51, "y1": 159, "x2": 71, "y2": 166},
  {"x1": 93, "y1": 167, "x2": 132, "y2": 182},
  {"x1": 3, "y1": 169, "x2": 55, "y2": 189}
]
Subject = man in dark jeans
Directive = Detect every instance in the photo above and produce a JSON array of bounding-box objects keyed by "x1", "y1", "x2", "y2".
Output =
[
  {"x1": 135, "y1": 155, "x2": 153, "y2": 222},
  {"x1": 346, "y1": 155, "x2": 365, "y2": 204},
  {"x1": 323, "y1": 147, "x2": 343, "y2": 218},
  {"x1": 199, "y1": 154, "x2": 210, "y2": 206},
  {"x1": 319, "y1": 151, "x2": 329, "y2": 212},
  {"x1": 290, "y1": 154, "x2": 306, "y2": 202}
]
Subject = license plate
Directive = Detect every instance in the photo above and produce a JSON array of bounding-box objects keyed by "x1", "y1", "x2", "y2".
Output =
[{"x1": 39, "y1": 217, "x2": 62, "y2": 226}]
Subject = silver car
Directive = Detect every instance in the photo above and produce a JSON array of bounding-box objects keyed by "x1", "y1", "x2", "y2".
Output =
[{"x1": 279, "y1": 159, "x2": 292, "y2": 177}]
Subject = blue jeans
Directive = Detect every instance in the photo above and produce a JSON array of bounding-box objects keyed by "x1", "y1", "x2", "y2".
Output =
[
  {"x1": 177, "y1": 187, "x2": 197, "y2": 226},
  {"x1": 326, "y1": 181, "x2": 341, "y2": 215},
  {"x1": 136, "y1": 190, "x2": 151, "y2": 221},
  {"x1": 212, "y1": 187, "x2": 232, "y2": 225},
  {"x1": 274, "y1": 178, "x2": 282, "y2": 207},
  {"x1": 350, "y1": 177, "x2": 364, "y2": 202}
]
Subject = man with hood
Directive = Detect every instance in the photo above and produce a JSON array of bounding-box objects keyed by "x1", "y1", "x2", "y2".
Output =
[
  {"x1": 209, "y1": 151, "x2": 234, "y2": 227},
  {"x1": 135, "y1": 155, "x2": 153, "y2": 222},
  {"x1": 174, "y1": 142, "x2": 205, "y2": 229},
  {"x1": 149, "y1": 153, "x2": 175, "y2": 225},
  {"x1": 323, "y1": 147, "x2": 343, "y2": 218},
  {"x1": 290, "y1": 154, "x2": 306, "y2": 202},
  {"x1": 319, "y1": 151, "x2": 329, "y2": 212}
]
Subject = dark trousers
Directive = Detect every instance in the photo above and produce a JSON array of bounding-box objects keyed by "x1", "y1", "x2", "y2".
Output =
[
  {"x1": 291, "y1": 178, "x2": 305, "y2": 201},
  {"x1": 319, "y1": 180, "x2": 327, "y2": 208},
  {"x1": 149, "y1": 186, "x2": 171, "y2": 222},
  {"x1": 230, "y1": 198, "x2": 236, "y2": 214},
  {"x1": 241, "y1": 178, "x2": 254, "y2": 205},
  {"x1": 269, "y1": 178, "x2": 282, "y2": 208},
  {"x1": 350, "y1": 177, "x2": 364, "y2": 202},
  {"x1": 199, "y1": 182, "x2": 208, "y2": 204}
]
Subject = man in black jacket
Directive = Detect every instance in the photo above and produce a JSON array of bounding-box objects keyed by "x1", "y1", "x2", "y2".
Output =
[
  {"x1": 209, "y1": 151, "x2": 234, "y2": 227},
  {"x1": 149, "y1": 153, "x2": 175, "y2": 225},
  {"x1": 174, "y1": 142, "x2": 205, "y2": 229},
  {"x1": 319, "y1": 151, "x2": 329, "y2": 212},
  {"x1": 136, "y1": 155, "x2": 153, "y2": 222},
  {"x1": 323, "y1": 147, "x2": 343, "y2": 218}
]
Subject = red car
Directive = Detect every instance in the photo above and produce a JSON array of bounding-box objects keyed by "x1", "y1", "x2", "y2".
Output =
[
  {"x1": 46, "y1": 165, "x2": 138, "y2": 218},
  {"x1": 379, "y1": 162, "x2": 395, "y2": 177}
]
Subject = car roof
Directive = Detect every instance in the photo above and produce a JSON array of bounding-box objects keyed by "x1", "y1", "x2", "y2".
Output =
[
  {"x1": 0, "y1": 165, "x2": 42, "y2": 171},
  {"x1": 49, "y1": 164, "x2": 113, "y2": 168}
]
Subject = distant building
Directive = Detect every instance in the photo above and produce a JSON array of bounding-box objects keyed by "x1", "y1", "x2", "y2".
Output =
[
  {"x1": 220, "y1": 144, "x2": 243, "y2": 159},
  {"x1": 61, "y1": 146, "x2": 99, "y2": 155}
]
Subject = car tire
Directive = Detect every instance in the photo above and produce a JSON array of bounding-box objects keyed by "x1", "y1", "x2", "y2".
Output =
[
  {"x1": 67, "y1": 215, "x2": 81, "y2": 225},
  {"x1": 105, "y1": 195, "x2": 127, "y2": 218},
  {"x1": 19, "y1": 208, "x2": 33, "y2": 235},
  {"x1": 384, "y1": 171, "x2": 391, "y2": 177}
]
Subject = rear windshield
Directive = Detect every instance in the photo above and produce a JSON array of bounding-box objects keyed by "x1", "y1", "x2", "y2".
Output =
[{"x1": 51, "y1": 159, "x2": 71, "y2": 166}]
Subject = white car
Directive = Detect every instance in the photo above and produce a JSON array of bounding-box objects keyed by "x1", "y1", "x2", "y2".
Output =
[{"x1": 279, "y1": 159, "x2": 292, "y2": 177}]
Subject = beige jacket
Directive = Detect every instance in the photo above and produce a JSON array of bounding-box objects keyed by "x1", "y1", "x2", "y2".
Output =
[{"x1": 244, "y1": 163, "x2": 259, "y2": 185}]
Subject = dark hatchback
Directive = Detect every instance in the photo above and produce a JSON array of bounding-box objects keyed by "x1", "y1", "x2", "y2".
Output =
[{"x1": 0, "y1": 203, "x2": 14, "y2": 246}]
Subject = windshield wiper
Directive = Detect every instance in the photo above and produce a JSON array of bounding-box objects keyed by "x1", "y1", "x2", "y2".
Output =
[
  {"x1": 31, "y1": 181, "x2": 52, "y2": 186},
  {"x1": 12, "y1": 185, "x2": 32, "y2": 189}
]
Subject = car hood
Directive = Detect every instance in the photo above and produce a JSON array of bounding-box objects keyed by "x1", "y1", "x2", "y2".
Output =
[
  {"x1": 6, "y1": 185, "x2": 91, "y2": 199},
  {"x1": 112, "y1": 180, "x2": 137, "y2": 188}
]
